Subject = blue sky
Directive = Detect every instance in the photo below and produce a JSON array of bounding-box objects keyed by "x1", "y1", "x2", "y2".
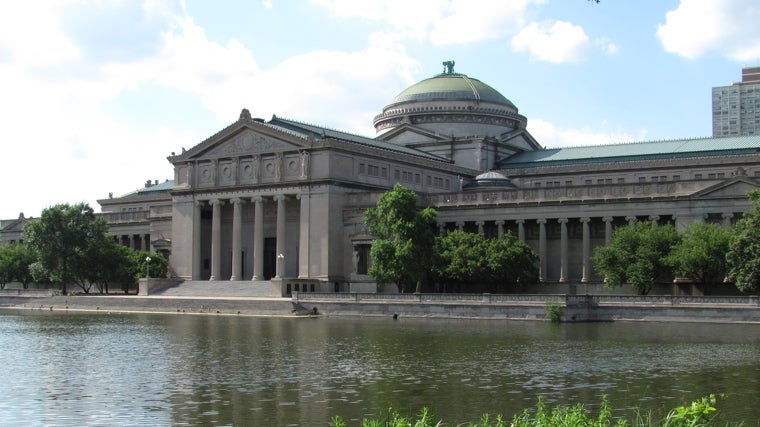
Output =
[{"x1": 1, "y1": 0, "x2": 759, "y2": 219}]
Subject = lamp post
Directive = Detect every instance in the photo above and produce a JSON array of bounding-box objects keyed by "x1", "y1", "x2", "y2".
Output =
[
  {"x1": 145, "y1": 256, "x2": 151, "y2": 279},
  {"x1": 276, "y1": 253, "x2": 284, "y2": 279}
]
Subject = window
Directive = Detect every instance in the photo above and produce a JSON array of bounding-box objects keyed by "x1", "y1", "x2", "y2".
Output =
[{"x1": 359, "y1": 163, "x2": 366, "y2": 174}]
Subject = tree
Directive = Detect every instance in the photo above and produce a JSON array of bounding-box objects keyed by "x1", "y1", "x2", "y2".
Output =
[
  {"x1": 727, "y1": 190, "x2": 760, "y2": 293},
  {"x1": 23, "y1": 203, "x2": 110, "y2": 294},
  {"x1": 364, "y1": 184, "x2": 437, "y2": 293},
  {"x1": 0, "y1": 243, "x2": 37, "y2": 289},
  {"x1": 432, "y1": 230, "x2": 538, "y2": 292},
  {"x1": 666, "y1": 222, "x2": 732, "y2": 289},
  {"x1": 592, "y1": 221, "x2": 679, "y2": 295}
]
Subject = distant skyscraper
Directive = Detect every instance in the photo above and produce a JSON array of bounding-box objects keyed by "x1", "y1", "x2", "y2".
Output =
[{"x1": 713, "y1": 67, "x2": 760, "y2": 137}]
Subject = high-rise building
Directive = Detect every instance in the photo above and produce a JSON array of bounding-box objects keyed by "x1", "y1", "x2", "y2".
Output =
[{"x1": 713, "y1": 67, "x2": 760, "y2": 136}]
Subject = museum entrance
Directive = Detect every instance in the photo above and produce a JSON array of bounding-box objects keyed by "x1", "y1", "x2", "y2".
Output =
[{"x1": 263, "y1": 237, "x2": 277, "y2": 280}]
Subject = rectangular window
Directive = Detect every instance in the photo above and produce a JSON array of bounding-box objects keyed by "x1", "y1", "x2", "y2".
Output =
[{"x1": 359, "y1": 163, "x2": 366, "y2": 174}]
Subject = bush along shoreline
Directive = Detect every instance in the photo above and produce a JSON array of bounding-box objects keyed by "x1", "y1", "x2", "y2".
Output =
[{"x1": 330, "y1": 395, "x2": 741, "y2": 427}]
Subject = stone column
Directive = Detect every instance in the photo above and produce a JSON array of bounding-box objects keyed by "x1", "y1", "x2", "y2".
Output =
[
  {"x1": 603, "y1": 216, "x2": 613, "y2": 246},
  {"x1": 626, "y1": 216, "x2": 637, "y2": 226},
  {"x1": 722, "y1": 213, "x2": 734, "y2": 227},
  {"x1": 648, "y1": 215, "x2": 660, "y2": 225},
  {"x1": 558, "y1": 218, "x2": 568, "y2": 283},
  {"x1": 128, "y1": 235, "x2": 134, "y2": 250},
  {"x1": 230, "y1": 197, "x2": 243, "y2": 281},
  {"x1": 209, "y1": 199, "x2": 223, "y2": 281},
  {"x1": 438, "y1": 223, "x2": 446, "y2": 237},
  {"x1": 517, "y1": 219, "x2": 525, "y2": 242},
  {"x1": 495, "y1": 220, "x2": 505, "y2": 238},
  {"x1": 252, "y1": 196, "x2": 264, "y2": 281},
  {"x1": 142, "y1": 234, "x2": 150, "y2": 252},
  {"x1": 456, "y1": 221, "x2": 464, "y2": 232},
  {"x1": 581, "y1": 217, "x2": 591, "y2": 283},
  {"x1": 537, "y1": 219, "x2": 547, "y2": 282},
  {"x1": 274, "y1": 194, "x2": 286, "y2": 279},
  {"x1": 476, "y1": 221, "x2": 484, "y2": 236},
  {"x1": 192, "y1": 201, "x2": 202, "y2": 280}
]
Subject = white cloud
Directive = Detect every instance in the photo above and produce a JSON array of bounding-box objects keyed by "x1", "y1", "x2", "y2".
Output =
[
  {"x1": 312, "y1": 0, "x2": 543, "y2": 45},
  {"x1": 528, "y1": 119, "x2": 648, "y2": 148},
  {"x1": 511, "y1": 20, "x2": 589, "y2": 63},
  {"x1": 0, "y1": 1, "x2": 80, "y2": 68},
  {"x1": 0, "y1": 1, "x2": 422, "y2": 218},
  {"x1": 657, "y1": 0, "x2": 760, "y2": 61}
]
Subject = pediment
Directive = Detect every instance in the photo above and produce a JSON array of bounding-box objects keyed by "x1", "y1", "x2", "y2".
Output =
[
  {"x1": 380, "y1": 124, "x2": 447, "y2": 145},
  {"x1": 691, "y1": 177, "x2": 760, "y2": 199},
  {"x1": 194, "y1": 128, "x2": 305, "y2": 161}
]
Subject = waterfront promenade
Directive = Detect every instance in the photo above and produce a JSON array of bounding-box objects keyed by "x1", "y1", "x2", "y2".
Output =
[{"x1": 2, "y1": 281, "x2": 760, "y2": 323}]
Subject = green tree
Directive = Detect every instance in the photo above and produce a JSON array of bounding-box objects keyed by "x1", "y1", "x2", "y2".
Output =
[
  {"x1": 727, "y1": 190, "x2": 760, "y2": 293},
  {"x1": 364, "y1": 184, "x2": 437, "y2": 293},
  {"x1": 0, "y1": 243, "x2": 37, "y2": 289},
  {"x1": 666, "y1": 221, "x2": 732, "y2": 289},
  {"x1": 432, "y1": 230, "x2": 538, "y2": 292},
  {"x1": 23, "y1": 203, "x2": 110, "y2": 294},
  {"x1": 592, "y1": 221, "x2": 679, "y2": 295}
]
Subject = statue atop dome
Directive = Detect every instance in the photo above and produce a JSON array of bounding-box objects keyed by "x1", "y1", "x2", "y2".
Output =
[{"x1": 442, "y1": 60, "x2": 455, "y2": 74}]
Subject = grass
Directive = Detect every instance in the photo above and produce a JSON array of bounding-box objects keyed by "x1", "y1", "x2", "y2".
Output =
[{"x1": 330, "y1": 395, "x2": 740, "y2": 427}]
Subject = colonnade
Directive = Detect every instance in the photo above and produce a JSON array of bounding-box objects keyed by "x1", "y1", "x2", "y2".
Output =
[
  {"x1": 192, "y1": 194, "x2": 291, "y2": 281},
  {"x1": 438, "y1": 212, "x2": 736, "y2": 283},
  {"x1": 438, "y1": 215, "x2": 658, "y2": 283}
]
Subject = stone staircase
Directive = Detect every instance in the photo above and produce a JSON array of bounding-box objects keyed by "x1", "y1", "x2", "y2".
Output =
[{"x1": 151, "y1": 280, "x2": 280, "y2": 298}]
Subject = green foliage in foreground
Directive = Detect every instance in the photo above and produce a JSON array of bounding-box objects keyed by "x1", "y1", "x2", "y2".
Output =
[{"x1": 330, "y1": 395, "x2": 736, "y2": 427}]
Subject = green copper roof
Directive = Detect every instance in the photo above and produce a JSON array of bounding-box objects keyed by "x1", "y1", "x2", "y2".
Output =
[
  {"x1": 267, "y1": 116, "x2": 450, "y2": 162},
  {"x1": 499, "y1": 135, "x2": 760, "y2": 169},
  {"x1": 390, "y1": 73, "x2": 515, "y2": 108}
]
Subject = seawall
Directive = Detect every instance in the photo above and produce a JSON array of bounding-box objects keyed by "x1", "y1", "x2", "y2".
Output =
[{"x1": 2, "y1": 292, "x2": 760, "y2": 323}]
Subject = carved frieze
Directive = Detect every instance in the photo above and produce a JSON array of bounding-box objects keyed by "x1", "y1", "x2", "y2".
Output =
[{"x1": 204, "y1": 130, "x2": 294, "y2": 158}]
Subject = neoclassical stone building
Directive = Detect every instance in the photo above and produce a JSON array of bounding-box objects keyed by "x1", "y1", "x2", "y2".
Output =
[{"x1": 89, "y1": 64, "x2": 760, "y2": 292}]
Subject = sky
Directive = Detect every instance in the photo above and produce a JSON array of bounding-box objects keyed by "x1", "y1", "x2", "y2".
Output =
[{"x1": 1, "y1": 0, "x2": 760, "y2": 220}]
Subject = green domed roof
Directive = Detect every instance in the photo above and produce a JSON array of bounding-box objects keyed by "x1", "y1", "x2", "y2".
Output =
[{"x1": 390, "y1": 73, "x2": 515, "y2": 108}]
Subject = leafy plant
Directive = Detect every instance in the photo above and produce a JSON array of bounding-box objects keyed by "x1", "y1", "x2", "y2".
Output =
[{"x1": 545, "y1": 301, "x2": 564, "y2": 323}]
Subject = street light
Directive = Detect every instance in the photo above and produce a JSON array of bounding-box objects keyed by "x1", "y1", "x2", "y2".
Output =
[
  {"x1": 276, "y1": 253, "x2": 284, "y2": 279},
  {"x1": 145, "y1": 256, "x2": 152, "y2": 279}
]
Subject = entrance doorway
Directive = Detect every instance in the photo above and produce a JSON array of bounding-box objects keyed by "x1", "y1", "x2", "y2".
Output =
[{"x1": 263, "y1": 237, "x2": 277, "y2": 280}]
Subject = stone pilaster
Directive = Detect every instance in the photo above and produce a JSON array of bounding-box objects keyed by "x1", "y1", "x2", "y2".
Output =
[
  {"x1": 537, "y1": 219, "x2": 546, "y2": 282},
  {"x1": 209, "y1": 199, "x2": 223, "y2": 281},
  {"x1": 274, "y1": 194, "x2": 286, "y2": 279},
  {"x1": 559, "y1": 218, "x2": 568, "y2": 283},
  {"x1": 192, "y1": 201, "x2": 202, "y2": 280},
  {"x1": 252, "y1": 196, "x2": 264, "y2": 281},
  {"x1": 581, "y1": 217, "x2": 591, "y2": 283},
  {"x1": 230, "y1": 197, "x2": 243, "y2": 281}
]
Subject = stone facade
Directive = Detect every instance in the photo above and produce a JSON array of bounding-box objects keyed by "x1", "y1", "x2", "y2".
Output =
[{"x1": 6, "y1": 67, "x2": 760, "y2": 293}]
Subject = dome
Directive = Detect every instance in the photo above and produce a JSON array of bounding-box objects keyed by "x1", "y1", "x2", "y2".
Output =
[
  {"x1": 373, "y1": 61, "x2": 527, "y2": 137},
  {"x1": 463, "y1": 171, "x2": 516, "y2": 190},
  {"x1": 388, "y1": 73, "x2": 516, "y2": 109}
]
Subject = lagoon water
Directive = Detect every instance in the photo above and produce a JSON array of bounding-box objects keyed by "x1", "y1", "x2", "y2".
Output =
[{"x1": 0, "y1": 311, "x2": 758, "y2": 426}]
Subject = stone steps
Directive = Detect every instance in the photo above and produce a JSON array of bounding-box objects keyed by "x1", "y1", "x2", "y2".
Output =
[{"x1": 152, "y1": 280, "x2": 279, "y2": 298}]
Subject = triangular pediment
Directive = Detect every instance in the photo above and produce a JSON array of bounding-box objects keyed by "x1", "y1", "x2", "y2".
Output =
[
  {"x1": 379, "y1": 124, "x2": 448, "y2": 145},
  {"x1": 170, "y1": 119, "x2": 310, "y2": 164},
  {"x1": 194, "y1": 128, "x2": 305, "y2": 161},
  {"x1": 691, "y1": 177, "x2": 760, "y2": 199}
]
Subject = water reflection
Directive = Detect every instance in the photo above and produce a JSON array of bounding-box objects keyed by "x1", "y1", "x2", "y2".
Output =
[{"x1": 0, "y1": 311, "x2": 759, "y2": 425}]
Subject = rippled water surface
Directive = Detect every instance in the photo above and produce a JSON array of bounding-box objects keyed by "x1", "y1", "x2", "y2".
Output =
[{"x1": 0, "y1": 310, "x2": 759, "y2": 425}]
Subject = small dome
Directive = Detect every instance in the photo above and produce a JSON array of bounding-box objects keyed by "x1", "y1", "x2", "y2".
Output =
[{"x1": 464, "y1": 171, "x2": 516, "y2": 190}]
